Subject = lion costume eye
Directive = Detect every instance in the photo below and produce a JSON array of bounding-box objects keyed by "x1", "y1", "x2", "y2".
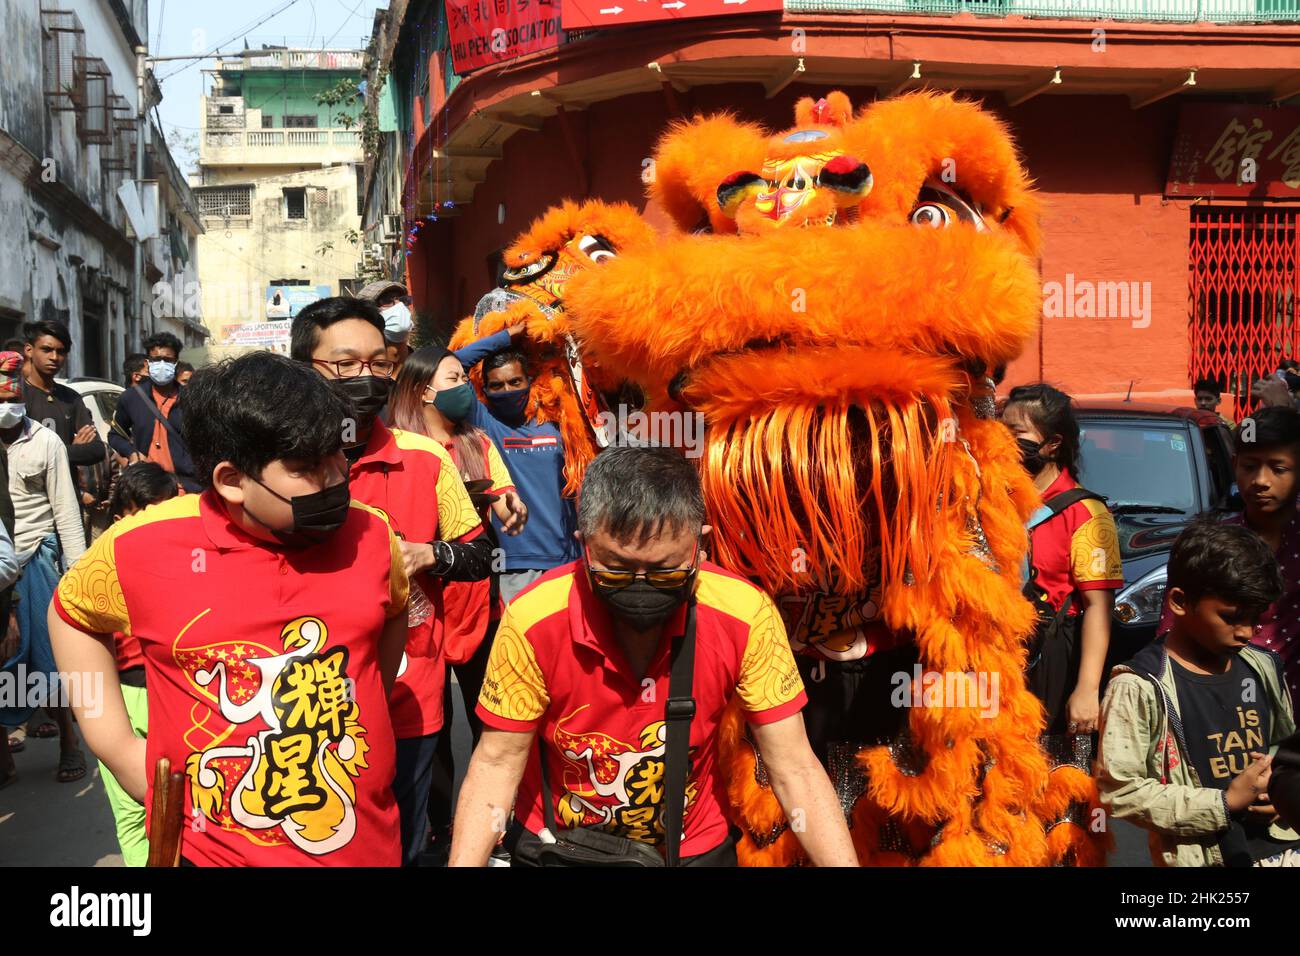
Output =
[
  {"x1": 910, "y1": 204, "x2": 952, "y2": 229},
  {"x1": 502, "y1": 253, "x2": 557, "y2": 284},
  {"x1": 578, "y1": 234, "x2": 616, "y2": 263},
  {"x1": 911, "y1": 181, "x2": 988, "y2": 232}
]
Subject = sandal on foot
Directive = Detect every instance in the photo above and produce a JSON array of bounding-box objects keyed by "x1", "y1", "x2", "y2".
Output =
[
  {"x1": 56, "y1": 748, "x2": 86, "y2": 784},
  {"x1": 32, "y1": 722, "x2": 59, "y2": 739}
]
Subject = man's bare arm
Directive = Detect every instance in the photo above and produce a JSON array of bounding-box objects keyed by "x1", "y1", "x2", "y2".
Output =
[
  {"x1": 448, "y1": 727, "x2": 535, "y2": 866},
  {"x1": 751, "y1": 712, "x2": 860, "y2": 867},
  {"x1": 48, "y1": 605, "x2": 146, "y2": 801}
]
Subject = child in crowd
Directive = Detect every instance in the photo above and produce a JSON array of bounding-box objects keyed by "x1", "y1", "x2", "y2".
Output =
[{"x1": 1097, "y1": 519, "x2": 1299, "y2": 866}]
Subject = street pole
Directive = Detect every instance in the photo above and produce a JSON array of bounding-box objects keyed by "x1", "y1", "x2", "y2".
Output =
[{"x1": 133, "y1": 44, "x2": 147, "y2": 359}]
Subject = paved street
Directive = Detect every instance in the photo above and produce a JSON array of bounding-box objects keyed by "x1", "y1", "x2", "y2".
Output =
[
  {"x1": 2, "y1": 684, "x2": 478, "y2": 867},
  {"x1": 2, "y1": 686, "x2": 1151, "y2": 867}
]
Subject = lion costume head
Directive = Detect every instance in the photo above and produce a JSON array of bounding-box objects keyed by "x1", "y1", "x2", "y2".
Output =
[
  {"x1": 563, "y1": 92, "x2": 1103, "y2": 866},
  {"x1": 448, "y1": 199, "x2": 657, "y2": 495}
]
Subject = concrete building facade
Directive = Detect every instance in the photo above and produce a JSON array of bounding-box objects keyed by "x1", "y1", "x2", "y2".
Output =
[
  {"x1": 1, "y1": 0, "x2": 150, "y2": 378},
  {"x1": 194, "y1": 48, "x2": 367, "y2": 356}
]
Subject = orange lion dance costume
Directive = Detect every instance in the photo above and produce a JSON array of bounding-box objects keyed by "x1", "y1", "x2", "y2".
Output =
[
  {"x1": 562, "y1": 91, "x2": 1107, "y2": 866},
  {"x1": 448, "y1": 200, "x2": 657, "y2": 496}
]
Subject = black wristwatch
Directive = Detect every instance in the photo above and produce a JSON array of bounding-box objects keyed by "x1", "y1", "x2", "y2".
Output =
[{"x1": 427, "y1": 539, "x2": 454, "y2": 576}]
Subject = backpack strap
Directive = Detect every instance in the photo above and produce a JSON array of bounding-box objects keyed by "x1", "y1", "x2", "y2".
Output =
[
  {"x1": 1026, "y1": 487, "x2": 1107, "y2": 532},
  {"x1": 1023, "y1": 487, "x2": 1109, "y2": 593}
]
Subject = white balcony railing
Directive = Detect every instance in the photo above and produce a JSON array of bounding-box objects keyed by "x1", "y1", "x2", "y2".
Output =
[
  {"x1": 205, "y1": 130, "x2": 361, "y2": 149},
  {"x1": 287, "y1": 130, "x2": 329, "y2": 145},
  {"x1": 212, "y1": 49, "x2": 364, "y2": 73},
  {"x1": 202, "y1": 128, "x2": 364, "y2": 163}
]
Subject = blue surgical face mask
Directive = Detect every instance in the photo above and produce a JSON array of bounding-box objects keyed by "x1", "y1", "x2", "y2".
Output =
[
  {"x1": 148, "y1": 360, "x2": 176, "y2": 386},
  {"x1": 381, "y1": 301, "x2": 413, "y2": 344}
]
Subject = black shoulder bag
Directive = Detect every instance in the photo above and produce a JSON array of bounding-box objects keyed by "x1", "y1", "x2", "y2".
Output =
[{"x1": 534, "y1": 598, "x2": 697, "y2": 867}]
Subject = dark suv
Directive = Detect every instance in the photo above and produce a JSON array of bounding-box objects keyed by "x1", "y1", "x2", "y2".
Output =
[{"x1": 1073, "y1": 402, "x2": 1237, "y2": 665}]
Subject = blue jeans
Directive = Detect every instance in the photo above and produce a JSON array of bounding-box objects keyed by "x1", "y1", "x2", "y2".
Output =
[{"x1": 393, "y1": 731, "x2": 440, "y2": 866}]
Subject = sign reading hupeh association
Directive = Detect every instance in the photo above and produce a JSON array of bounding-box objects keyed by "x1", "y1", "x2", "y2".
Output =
[
  {"x1": 1166, "y1": 104, "x2": 1300, "y2": 199},
  {"x1": 446, "y1": 0, "x2": 564, "y2": 74}
]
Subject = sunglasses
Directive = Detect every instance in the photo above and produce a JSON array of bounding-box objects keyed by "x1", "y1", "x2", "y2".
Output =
[{"x1": 584, "y1": 541, "x2": 701, "y2": 590}]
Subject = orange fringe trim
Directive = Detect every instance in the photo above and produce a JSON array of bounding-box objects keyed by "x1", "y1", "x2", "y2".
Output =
[{"x1": 716, "y1": 404, "x2": 1107, "y2": 866}]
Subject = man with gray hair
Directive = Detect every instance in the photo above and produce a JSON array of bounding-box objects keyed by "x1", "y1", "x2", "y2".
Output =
[{"x1": 449, "y1": 446, "x2": 858, "y2": 866}]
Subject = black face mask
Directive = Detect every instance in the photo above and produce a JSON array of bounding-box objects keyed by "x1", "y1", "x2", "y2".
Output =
[
  {"x1": 330, "y1": 376, "x2": 391, "y2": 431},
  {"x1": 245, "y1": 473, "x2": 352, "y2": 548},
  {"x1": 1017, "y1": 437, "x2": 1050, "y2": 475},
  {"x1": 589, "y1": 576, "x2": 694, "y2": 633}
]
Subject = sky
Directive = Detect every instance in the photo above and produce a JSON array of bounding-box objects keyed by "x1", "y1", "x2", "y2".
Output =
[{"x1": 146, "y1": 0, "x2": 387, "y2": 173}]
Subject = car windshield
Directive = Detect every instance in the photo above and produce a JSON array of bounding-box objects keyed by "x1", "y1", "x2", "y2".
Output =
[{"x1": 1076, "y1": 420, "x2": 1197, "y2": 515}]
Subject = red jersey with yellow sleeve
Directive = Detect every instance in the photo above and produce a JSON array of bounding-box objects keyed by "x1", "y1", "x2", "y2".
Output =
[
  {"x1": 1029, "y1": 470, "x2": 1124, "y2": 613},
  {"x1": 476, "y1": 560, "x2": 806, "y2": 857},
  {"x1": 442, "y1": 433, "x2": 518, "y2": 665},
  {"x1": 347, "y1": 421, "x2": 484, "y2": 737},
  {"x1": 53, "y1": 491, "x2": 409, "y2": 867}
]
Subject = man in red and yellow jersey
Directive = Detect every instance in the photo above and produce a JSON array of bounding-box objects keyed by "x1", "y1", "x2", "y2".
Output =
[
  {"x1": 449, "y1": 447, "x2": 858, "y2": 866},
  {"x1": 49, "y1": 353, "x2": 410, "y2": 866},
  {"x1": 292, "y1": 297, "x2": 492, "y2": 866}
]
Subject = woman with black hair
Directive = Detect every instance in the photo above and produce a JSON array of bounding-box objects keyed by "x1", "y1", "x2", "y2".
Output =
[
  {"x1": 388, "y1": 345, "x2": 528, "y2": 863},
  {"x1": 1002, "y1": 383, "x2": 1122, "y2": 739}
]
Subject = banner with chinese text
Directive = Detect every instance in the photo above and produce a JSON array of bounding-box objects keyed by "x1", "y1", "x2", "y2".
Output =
[{"x1": 1167, "y1": 104, "x2": 1300, "y2": 199}]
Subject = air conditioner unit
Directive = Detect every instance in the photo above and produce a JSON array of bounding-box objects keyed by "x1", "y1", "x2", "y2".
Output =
[{"x1": 381, "y1": 213, "x2": 402, "y2": 242}]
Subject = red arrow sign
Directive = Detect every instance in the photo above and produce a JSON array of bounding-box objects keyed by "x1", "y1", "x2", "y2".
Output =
[{"x1": 562, "y1": 0, "x2": 783, "y2": 31}]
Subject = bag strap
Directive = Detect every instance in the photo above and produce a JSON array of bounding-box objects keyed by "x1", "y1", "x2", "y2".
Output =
[
  {"x1": 1024, "y1": 486, "x2": 1109, "y2": 587},
  {"x1": 1026, "y1": 487, "x2": 1106, "y2": 532},
  {"x1": 538, "y1": 595, "x2": 698, "y2": 865},
  {"x1": 662, "y1": 595, "x2": 697, "y2": 867},
  {"x1": 134, "y1": 383, "x2": 184, "y2": 445}
]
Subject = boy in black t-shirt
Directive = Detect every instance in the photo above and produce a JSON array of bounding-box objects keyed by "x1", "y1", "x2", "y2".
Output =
[{"x1": 1097, "y1": 519, "x2": 1300, "y2": 866}]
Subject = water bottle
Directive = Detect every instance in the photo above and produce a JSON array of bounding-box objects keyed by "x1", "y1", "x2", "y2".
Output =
[{"x1": 408, "y1": 579, "x2": 434, "y2": 628}]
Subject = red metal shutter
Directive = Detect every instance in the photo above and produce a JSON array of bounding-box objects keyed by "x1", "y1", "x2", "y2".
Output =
[{"x1": 1189, "y1": 206, "x2": 1300, "y2": 420}]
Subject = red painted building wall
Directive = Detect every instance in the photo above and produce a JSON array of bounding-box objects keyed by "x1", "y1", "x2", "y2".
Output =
[{"x1": 415, "y1": 86, "x2": 1210, "y2": 406}]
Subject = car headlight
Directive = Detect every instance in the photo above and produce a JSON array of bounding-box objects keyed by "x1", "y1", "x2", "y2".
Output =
[{"x1": 1113, "y1": 564, "x2": 1167, "y2": 626}]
